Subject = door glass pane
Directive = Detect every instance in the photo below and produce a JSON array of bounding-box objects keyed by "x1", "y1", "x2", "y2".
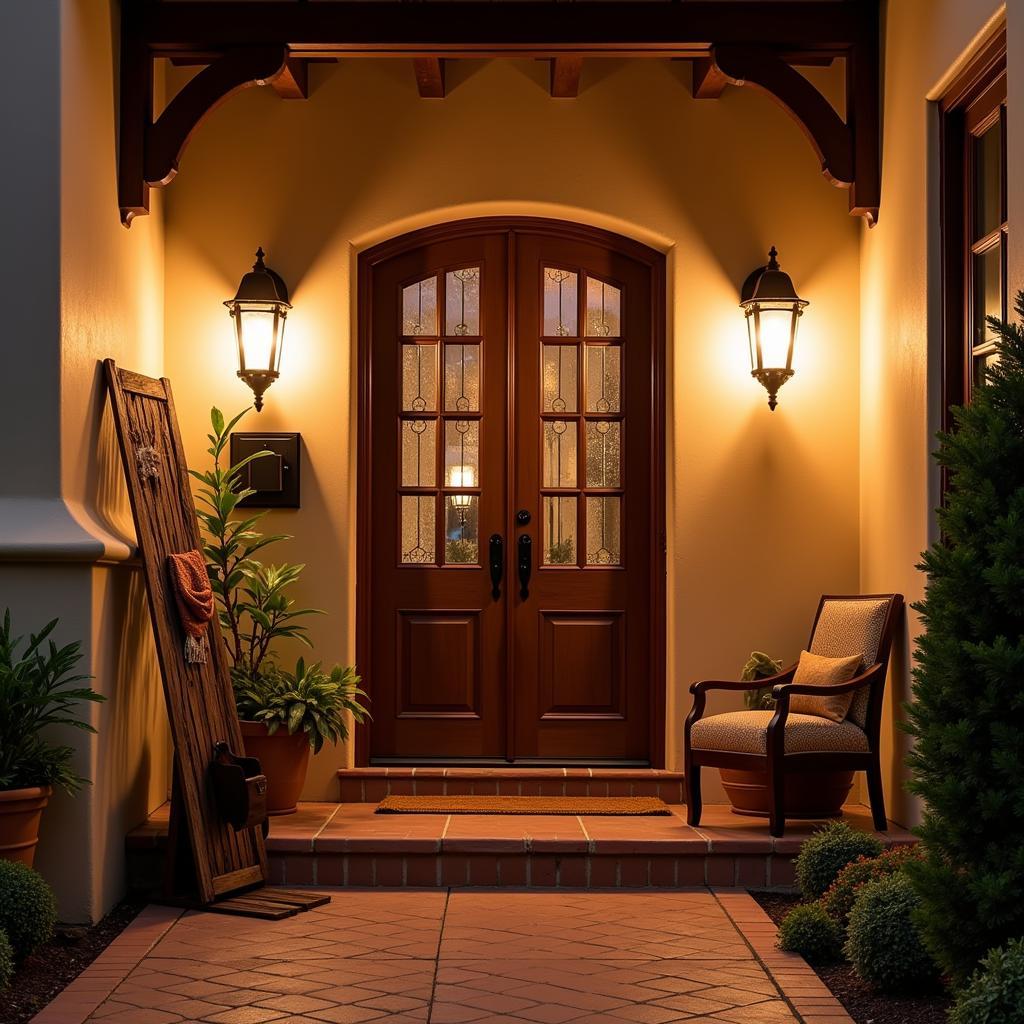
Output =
[
  {"x1": 586, "y1": 496, "x2": 621, "y2": 565},
  {"x1": 543, "y1": 420, "x2": 578, "y2": 488},
  {"x1": 542, "y1": 344, "x2": 578, "y2": 413},
  {"x1": 402, "y1": 277, "x2": 438, "y2": 336},
  {"x1": 400, "y1": 419, "x2": 436, "y2": 487},
  {"x1": 973, "y1": 243, "x2": 1001, "y2": 349},
  {"x1": 445, "y1": 420, "x2": 480, "y2": 490},
  {"x1": 586, "y1": 278, "x2": 621, "y2": 337},
  {"x1": 974, "y1": 120, "x2": 1002, "y2": 240},
  {"x1": 445, "y1": 496, "x2": 479, "y2": 564},
  {"x1": 444, "y1": 343, "x2": 481, "y2": 412},
  {"x1": 585, "y1": 421, "x2": 621, "y2": 488},
  {"x1": 402, "y1": 343, "x2": 437, "y2": 412},
  {"x1": 585, "y1": 345, "x2": 621, "y2": 414},
  {"x1": 401, "y1": 495, "x2": 435, "y2": 564},
  {"x1": 543, "y1": 496, "x2": 577, "y2": 565},
  {"x1": 543, "y1": 268, "x2": 578, "y2": 337},
  {"x1": 445, "y1": 267, "x2": 481, "y2": 336}
]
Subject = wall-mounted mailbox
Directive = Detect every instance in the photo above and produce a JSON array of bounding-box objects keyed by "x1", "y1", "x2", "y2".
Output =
[{"x1": 229, "y1": 432, "x2": 301, "y2": 508}]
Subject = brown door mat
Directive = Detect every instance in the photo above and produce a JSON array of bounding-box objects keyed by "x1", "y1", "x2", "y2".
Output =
[{"x1": 375, "y1": 795, "x2": 671, "y2": 815}]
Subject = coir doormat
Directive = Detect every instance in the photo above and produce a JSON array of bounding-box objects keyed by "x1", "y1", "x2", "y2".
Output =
[{"x1": 375, "y1": 795, "x2": 671, "y2": 815}]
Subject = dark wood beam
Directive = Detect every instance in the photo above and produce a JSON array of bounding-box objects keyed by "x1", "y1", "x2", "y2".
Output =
[
  {"x1": 413, "y1": 57, "x2": 445, "y2": 98},
  {"x1": 270, "y1": 57, "x2": 309, "y2": 99},
  {"x1": 691, "y1": 58, "x2": 728, "y2": 99},
  {"x1": 550, "y1": 56, "x2": 583, "y2": 97}
]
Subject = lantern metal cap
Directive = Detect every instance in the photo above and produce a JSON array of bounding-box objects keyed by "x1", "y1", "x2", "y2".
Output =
[
  {"x1": 739, "y1": 247, "x2": 808, "y2": 308},
  {"x1": 225, "y1": 247, "x2": 292, "y2": 308}
]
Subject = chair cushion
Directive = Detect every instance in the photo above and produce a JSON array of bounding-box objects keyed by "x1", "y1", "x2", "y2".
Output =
[
  {"x1": 789, "y1": 650, "x2": 863, "y2": 722},
  {"x1": 809, "y1": 598, "x2": 891, "y2": 728},
  {"x1": 689, "y1": 710, "x2": 869, "y2": 756}
]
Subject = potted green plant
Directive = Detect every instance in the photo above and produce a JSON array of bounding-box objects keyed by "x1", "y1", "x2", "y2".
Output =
[
  {"x1": 192, "y1": 407, "x2": 367, "y2": 814},
  {"x1": 0, "y1": 612, "x2": 104, "y2": 865}
]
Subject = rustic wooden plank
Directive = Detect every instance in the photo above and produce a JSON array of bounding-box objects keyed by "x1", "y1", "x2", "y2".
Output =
[{"x1": 119, "y1": 369, "x2": 168, "y2": 398}]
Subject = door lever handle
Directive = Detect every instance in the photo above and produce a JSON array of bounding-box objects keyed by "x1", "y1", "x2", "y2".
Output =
[
  {"x1": 517, "y1": 534, "x2": 532, "y2": 600},
  {"x1": 488, "y1": 534, "x2": 503, "y2": 600}
]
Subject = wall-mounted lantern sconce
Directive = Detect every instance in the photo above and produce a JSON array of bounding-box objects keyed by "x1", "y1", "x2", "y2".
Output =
[
  {"x1": 740, "y1": 246, "x2": 808, "y2": 411},
  {"x1": 224, "y1": 247, "x2": 291, "y2": 412},
  {"x1": 448, "y1": 465, "x2": 476, "y2": 524}
]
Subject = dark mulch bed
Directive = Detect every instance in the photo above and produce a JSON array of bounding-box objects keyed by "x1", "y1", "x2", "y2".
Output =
[
  {"x1": 3, "y1": 900, "x2": 145, "y2": 1024},
  {"x1": 752, "y1": 892, "x2": 952, "y2": 1024}
]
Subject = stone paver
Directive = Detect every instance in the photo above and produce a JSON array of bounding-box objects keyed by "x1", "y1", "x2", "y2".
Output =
[{"x1": 34, "y1": 890, "x2": 854, "y2": 1024}]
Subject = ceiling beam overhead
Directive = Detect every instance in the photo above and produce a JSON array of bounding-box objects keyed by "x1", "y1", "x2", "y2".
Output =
[
  {"x1": 413, "y1": 57, "x2": 446, "y2": 98},
  {"x1": 550, "y1": 56, "x2": 583, "y2": 98},
  {"x1": 691, "y1": 58, "x2": 728, "y2": 99},
  {"x1": 271, "y1": 57, "x2": 309, "y2": 99}
]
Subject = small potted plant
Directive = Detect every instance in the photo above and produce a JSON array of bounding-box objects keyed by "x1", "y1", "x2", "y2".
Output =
[
  {"x1": 0, "y1": 612, "x2": 104, "y2": 865},
  {"x1": 192, "y1": 408, "x2": 368, "y2": 814}
]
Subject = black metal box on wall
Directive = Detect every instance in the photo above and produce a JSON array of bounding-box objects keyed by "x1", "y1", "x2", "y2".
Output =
[{"x1": 229, "y1": 432, "x2": 301, "y2": 508}]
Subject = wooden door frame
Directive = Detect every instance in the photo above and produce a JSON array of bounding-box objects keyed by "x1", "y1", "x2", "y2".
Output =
[{"x1": 355, "y1": 216, "x2": 666, "y2": 768}]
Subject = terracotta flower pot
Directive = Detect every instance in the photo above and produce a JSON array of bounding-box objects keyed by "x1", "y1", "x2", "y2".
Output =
[
  {"x1": 0, "y1": 786, "x2": 52, "y2": 866},
  {"x1": 720, "y1": 768, "x2": 854, "y2": 820},
  {"x1": 239, "y1": 721, "x2": 310, "y2": 816}
]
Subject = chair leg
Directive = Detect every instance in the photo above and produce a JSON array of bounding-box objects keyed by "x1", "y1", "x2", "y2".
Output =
[
  {"x1": 866, "y1": 761, "x2": 888, "y2": 833},
  {"x1": 767, "y1": 763, "x2": 785, "y2": 838},
  {"x1": 685, "y1": 764, "x2": 702, "y2": 827}
]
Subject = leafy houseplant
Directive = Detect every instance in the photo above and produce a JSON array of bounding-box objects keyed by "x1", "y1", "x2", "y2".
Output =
[
  {"x1": 741, "y1": 650, "x2": 783, "y2": 711},
  {"x1": 904, "y1": 293, "x2": 1024, "y2": 983},
  {"x1": 0, "y1": 612, "x2": 104, "y2": 866},
  {"x1": 192, "y1": 407, "x2": 367, "y2": 813},
  {"x1": 548, "y1": 539, "x2": 574, "y2": 565}
]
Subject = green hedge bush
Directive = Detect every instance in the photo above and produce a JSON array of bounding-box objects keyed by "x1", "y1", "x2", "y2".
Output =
[
  {"x1": 820, "y1": 844, "x2": 920, "y2": 928},
  {"x1": 794, "y1": 821, "x2": 884, "y2": 900},
  {"x1": 950, "y1": 938, "x2": 1024, "y2": 1024},
  {"x1": 777, "y1": 903, "x2": 843, "y2": 965},
  {"x1": 0, "y1": 928, "x2": 12, "y2": 989},
  {"x1": 0, "y1": 859, "x2": 56, "y2": 958},
  {"x1": 845, "y1": 873, "x2": 938, "y2": 992}
]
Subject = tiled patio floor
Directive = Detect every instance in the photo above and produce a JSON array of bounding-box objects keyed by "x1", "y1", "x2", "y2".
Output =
[{"x1": 32, "y1": 889, "x2": 853, "y2": 1024}]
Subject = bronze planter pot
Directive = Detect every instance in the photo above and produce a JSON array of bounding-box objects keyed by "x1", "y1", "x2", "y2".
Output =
[
  {"x1": 239, "y1": 722, "x2": 310, "y2": 816},
  {"x1": 0, "y1": 786, "x2": 52, "y2": 866},
  {"x1": 720, "y1": 768, "x2": 853, "y2": 819}
]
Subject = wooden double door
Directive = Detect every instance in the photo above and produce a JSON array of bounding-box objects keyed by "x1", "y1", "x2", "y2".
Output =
[{"x1": 359, "y1": 219, "x2": 664, "y2": 765}]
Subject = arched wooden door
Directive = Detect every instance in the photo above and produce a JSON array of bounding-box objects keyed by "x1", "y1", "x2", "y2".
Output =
[{"x1": 357, "y1": 219, "x2": 665, "y2": 765}]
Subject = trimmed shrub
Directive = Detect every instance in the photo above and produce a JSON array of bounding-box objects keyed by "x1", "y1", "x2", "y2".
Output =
[
  {"x1": 820, "y1": 844, "x2": 921, "y2": 928},
  {"x1": 0, "y1": 929, "x2": 12, "y2": 989},
  {"x1": 794, "y1": 821, "x2": 884, "y2": 900},
  {"x1": 950, "y1": 938, "x2": 1024, "y2": 1024},
  {"x1": 0, "y1": 859, "x2": 56, "y2": 958},
  {"x1": 845, "y1": 873, "x2": 938, "y2": 992},
  {"x1": 777, "y1": 903, "x2": 843, "y2": 965}
]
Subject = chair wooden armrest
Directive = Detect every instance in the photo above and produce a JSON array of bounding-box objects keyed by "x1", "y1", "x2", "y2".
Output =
[
  {"x1": 689, "y1": 666, "x2": 797, "y2": 696},
  {"x1": 771, "y1": 662, "x2": 882, "y2": 702}
]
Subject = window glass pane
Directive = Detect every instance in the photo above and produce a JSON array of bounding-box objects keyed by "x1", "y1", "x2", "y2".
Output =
[
  {"x1": 445, "y1": 268, "x2": 481, "y2": 336},
  {"x1": 444, "y1": 420, "x2": 480, "y2": 491},
  {"x1": 401, "y1": 343, "x2": 437, "y2": 412},
  {"x1": 543, "y1": 268, "x2": 578, "y2": 336},
  {"x1": 586, "y1": 278, "x2": 621, "y2": 337},
  {"x1": 543, "y1": 420, "x2": 577, "y2": 488},
  {"x1": 445, "y1": 495, "x2": 479, "y2": 564},
  {"x1": 974, "y1": 120, "x2": 1002, "y2": 240},
  {"x1": 402, "y1": 277, "x2": 438, "y2": 336},
  {"x1": 543, "y1": 496, "x2": 577, "y2": 565},
  {"x1": 585, "y1": 345, "x2": 621, "y2": 414},
  {"x1": 400, "y1": 419, "x2": 436, "y2": 487},
  {"x1": 444, "y1": 343, "x2": 481, "y2": 412},
  {"x1": 973, "y1": 349, "x2": 1000, "y2": 389},
  {"x1": 585, "y1": 421, "x2": 621, "y2": 488},
  {"x1": 401, "y1": 495, "x2": 435, "y2": 564},
  {"x1": 972, "y1": 244, "x2": 1001, "y2": 349},
  {"x1": 542, "y1": 344, "x2": 578, "y2": 413},
  {"x1": 586, "y1": 496, "x2": 621, "y2": 566}
]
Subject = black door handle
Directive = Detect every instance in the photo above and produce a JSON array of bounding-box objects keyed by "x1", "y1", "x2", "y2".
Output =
[
  {"x1": 488, "y1": 534, "x2": 503, "y2": 599},
  {"x1": 517, "y1": 534, "x2": 532, "y2": 599}
]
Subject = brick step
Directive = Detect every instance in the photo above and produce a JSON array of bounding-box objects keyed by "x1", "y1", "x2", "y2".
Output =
[{"x1": 337, "y1": 767, "x2": 685, "y2": 803}]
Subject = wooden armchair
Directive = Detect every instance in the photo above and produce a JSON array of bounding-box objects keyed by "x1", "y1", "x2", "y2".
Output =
[{"x1": 684, "y1": 594, "x2": 904, "y2": 838}]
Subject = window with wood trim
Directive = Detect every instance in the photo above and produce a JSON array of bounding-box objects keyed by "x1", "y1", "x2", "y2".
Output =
[{"x1": 940, "y1": 28, "x2": 1007, "y2": 426}]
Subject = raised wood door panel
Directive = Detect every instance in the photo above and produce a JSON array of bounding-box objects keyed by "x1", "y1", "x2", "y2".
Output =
[
  {"x1": 366, "y1": 232, "x2": 509, "y2": 758},
  {"x1": 511, "y1": 232, "x2": 656, "y2": 762}
]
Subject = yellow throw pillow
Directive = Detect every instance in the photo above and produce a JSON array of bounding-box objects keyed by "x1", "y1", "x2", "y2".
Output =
[{"x1": 789, "y1": 650, "x2": 863, "y2": 723}]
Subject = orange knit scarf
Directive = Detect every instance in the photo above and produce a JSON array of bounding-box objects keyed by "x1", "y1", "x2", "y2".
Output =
[{"x1": 167, "y1": 549, "x2": 214, "y2": 664}]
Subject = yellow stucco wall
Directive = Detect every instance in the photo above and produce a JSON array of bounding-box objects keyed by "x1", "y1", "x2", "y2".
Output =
[{"x1": 163, "y1": 57, "x2": 862, "y2": 801}]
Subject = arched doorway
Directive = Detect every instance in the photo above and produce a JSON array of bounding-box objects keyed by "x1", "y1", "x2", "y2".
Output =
[{"x1": 357, "y1": 218, "x2": 665, "y2": 765}]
